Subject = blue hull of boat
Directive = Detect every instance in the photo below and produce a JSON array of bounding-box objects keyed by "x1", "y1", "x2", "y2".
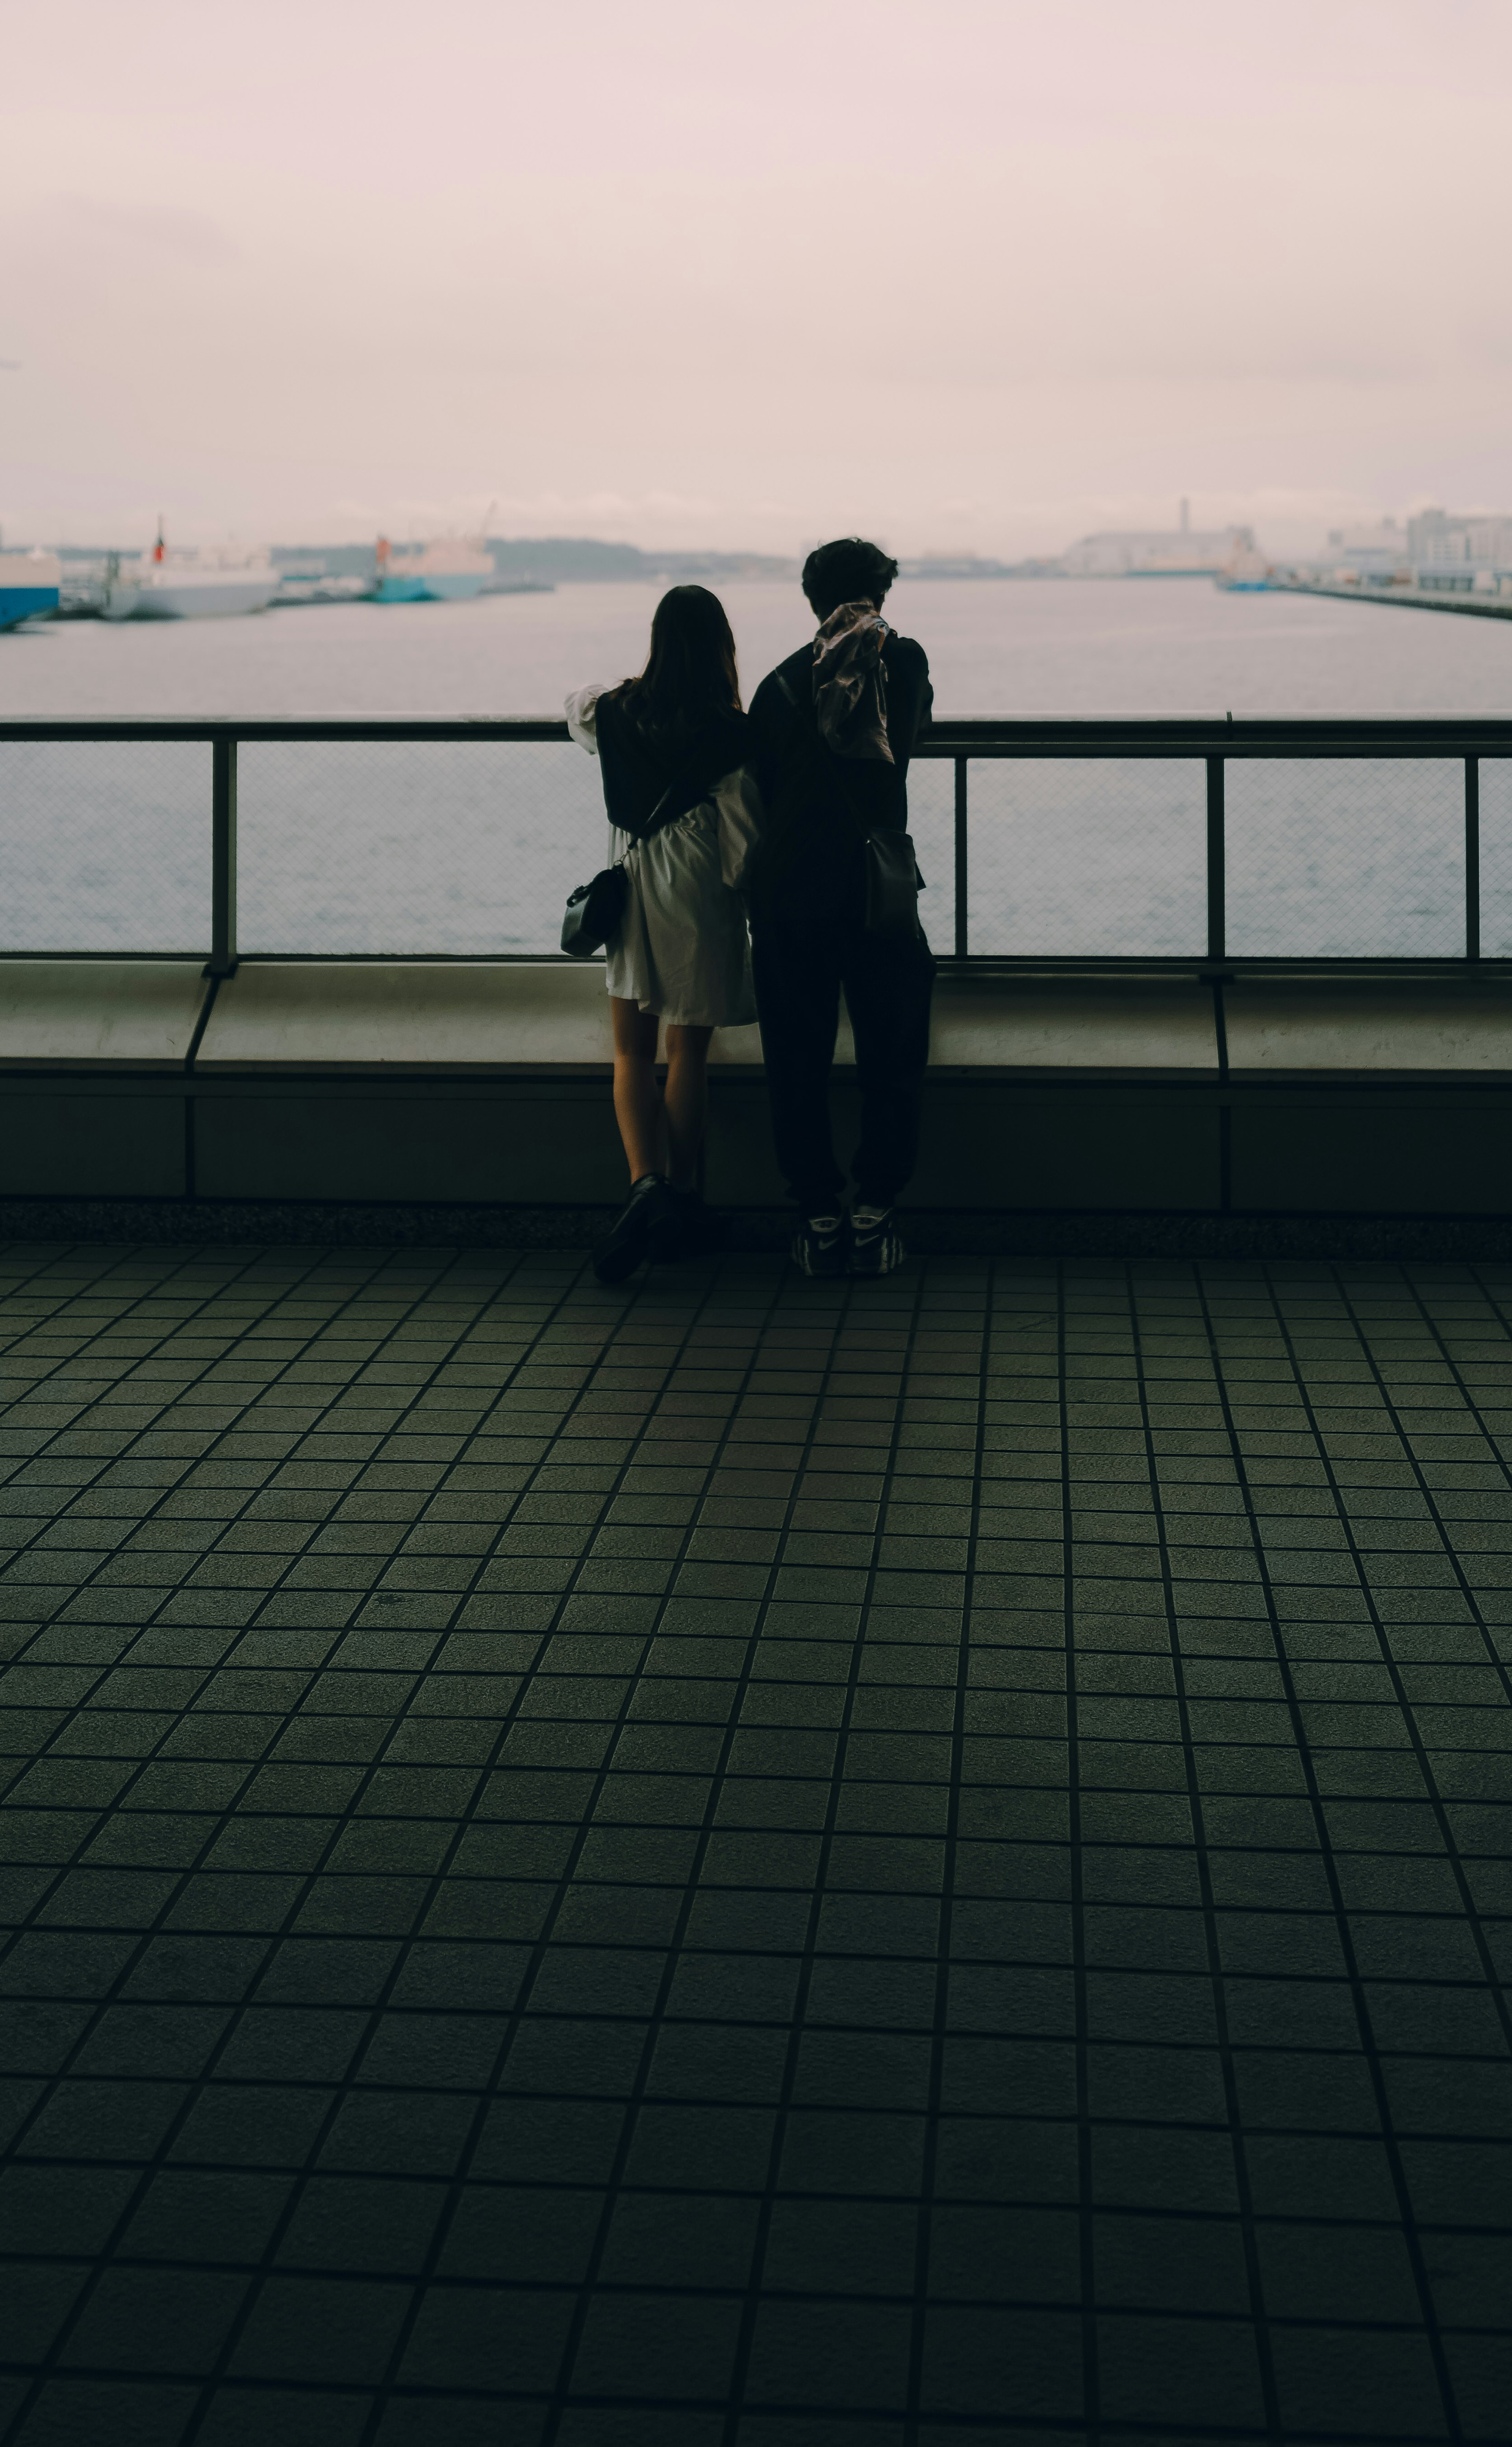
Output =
[
  {"x1": 372, "y1": 573, "x2": 490, "y2": 604},
  {"x1": 0, "y1": 586, "x2": 59, "y2": 631}
]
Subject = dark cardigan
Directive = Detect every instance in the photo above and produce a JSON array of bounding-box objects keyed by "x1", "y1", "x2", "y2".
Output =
[{"x1": 594, "y1": 688, "x2": 750, "y2": 841}]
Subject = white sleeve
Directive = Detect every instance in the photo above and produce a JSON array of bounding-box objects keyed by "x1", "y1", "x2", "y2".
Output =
[
  {"x1": 715, "y1": 764, "x2": 764, "y2": 891},
  {"x1": 564, "y1": 685, "x2": 604, "y2": 753}
]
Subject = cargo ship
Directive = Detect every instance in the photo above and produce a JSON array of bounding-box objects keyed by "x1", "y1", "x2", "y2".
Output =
[
  {"x1": 1214, "y1": 536, "x2": 1273, "y2": 593},
  {"x1": 101, "y1": 527, "x2": 278, "y2": 621},
  {"x1": 373, "y1": 535, "x2": 494, "y2": 603},
  {"x1": 0, "y1": 550, "x2": 61, "y2": 630}
]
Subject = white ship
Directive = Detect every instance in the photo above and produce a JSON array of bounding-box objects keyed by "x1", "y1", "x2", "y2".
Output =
[{"x1": 102, "y1": 528, "x2": 278, "y2": 621}]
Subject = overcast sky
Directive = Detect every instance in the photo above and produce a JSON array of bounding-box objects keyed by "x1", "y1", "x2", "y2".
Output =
[{"x1": 2, "y1": 0, "x2": 1509, "y2": 555}]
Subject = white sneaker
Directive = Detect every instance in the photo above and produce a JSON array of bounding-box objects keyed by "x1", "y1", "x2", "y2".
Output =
[
  {"x1": 791, "y1": 1213, "x2": 847, "y2": 1277},
  {"x1": 849, "y1": 1203, "x2": 905, "y2": 1275}
]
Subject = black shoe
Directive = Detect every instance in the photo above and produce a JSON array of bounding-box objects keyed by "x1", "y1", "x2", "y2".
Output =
[
  {"x1": 593, "y1": 1174, "x2": 683, "y2": 1284},
  {"x1": 849, "y1": 1204, "x2": 905, "y2": 1275},
  {"x1": 675, "y1": 1189, "x2": 729, "y2": 1255},
  {"x1": 791, "y1": 1212, "x2": 848, "y2": 1277}
]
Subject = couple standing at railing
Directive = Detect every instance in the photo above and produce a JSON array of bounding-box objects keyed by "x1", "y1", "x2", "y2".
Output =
[{"x1": 565, "y1": 536, "x2": 935, "y2": 1284}]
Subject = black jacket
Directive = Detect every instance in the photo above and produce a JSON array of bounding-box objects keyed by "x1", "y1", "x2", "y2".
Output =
[
  {"x1": 595, "y1": 688, "x2": 750, "y2": 840},
  {"x1": 746, "y1": 632, "x2": 932, "y2": 918}
]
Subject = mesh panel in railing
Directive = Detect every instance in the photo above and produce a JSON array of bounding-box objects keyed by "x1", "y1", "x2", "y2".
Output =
[
  {"x1": 904, "y1": 758, "x2": 956, "y2": 953},
  {"x1": 1225, "y1": 758, "x2": 1464, "y2": 958},
  {"x1": 0, "y1": 733, "x2": 1491, "y2": 964},
  {"x1": 0, "y1": 742, "x2": 211, "y2": 952},
  {"x1": 1477, "y1": 759, "x2": 1512, "y2": 956},
  {"x1": 949, "y1": 758, "x2": 1207, "y2": 956},
  {"x1": 237, "y1": 741, "x2": 605, "y2": 955}
]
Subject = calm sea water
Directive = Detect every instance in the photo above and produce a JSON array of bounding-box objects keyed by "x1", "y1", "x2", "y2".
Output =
[{"x1": 2, "y1": 578, "x2": 1510, "y2": 958}]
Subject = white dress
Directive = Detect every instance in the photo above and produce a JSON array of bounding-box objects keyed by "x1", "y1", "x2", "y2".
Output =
[{"x1": 565, "y1": 684, "x2": 760, "y2": 1028}]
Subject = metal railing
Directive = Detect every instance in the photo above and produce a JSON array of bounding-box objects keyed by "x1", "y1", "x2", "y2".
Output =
[
  {"x1": 4, "y1": 715, "x2": 1512, "y2": 967},
  {"x1": 923, "y1": 715, "x2": 1507, "y2": 964}
]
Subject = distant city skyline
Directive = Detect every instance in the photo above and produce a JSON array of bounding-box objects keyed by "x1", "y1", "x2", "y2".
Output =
[
  {"x1": 11, "y1": 498, "x2": 1505, "y2": 576},
  {"x1": 4, "y1": 0, "x2": 1510, "y2": 561}
]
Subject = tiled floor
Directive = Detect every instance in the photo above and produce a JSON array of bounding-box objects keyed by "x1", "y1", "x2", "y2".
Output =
[{"x1": 0, "y1": 1240, "x2": 1509, "y2": 2447}]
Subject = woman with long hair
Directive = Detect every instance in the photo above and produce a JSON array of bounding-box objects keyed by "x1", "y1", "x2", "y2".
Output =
[{"x1": 566, "y1": 585, "x2": 759, "y2": 1283}]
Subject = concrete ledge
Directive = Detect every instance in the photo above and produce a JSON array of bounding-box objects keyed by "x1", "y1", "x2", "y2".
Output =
[
  {"x1": 194, "y1": 960, "x2": 776, "y2": 1073},
  {"x1": 10, "y1": 960, "x2": 1512, "y2": 1085},
  {"x1": 191, "y1": 962, "x2": 1220, "y2": 1076},
  {"x1": 196, "y1": 959, "x2": 619, "y2": 1072},
  {"x1": 1227, "y1": 974, "x2": 1512, "y2": 1073},
  {"x1": 931, "y1": 971, "x2": 1217, "y2": 1071},
  {"x1": 0, "y1": 960, "x2": 208, "y2": 1069}
]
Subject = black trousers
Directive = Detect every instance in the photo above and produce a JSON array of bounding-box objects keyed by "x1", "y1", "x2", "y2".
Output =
[{"x1": 751, "y1": 914, "x2": 936, "y2": 1212}]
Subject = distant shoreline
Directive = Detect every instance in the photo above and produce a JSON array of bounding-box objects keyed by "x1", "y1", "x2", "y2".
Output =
[{"x1": 27, "y1": 540, "x2": 1233, "y2": 588}]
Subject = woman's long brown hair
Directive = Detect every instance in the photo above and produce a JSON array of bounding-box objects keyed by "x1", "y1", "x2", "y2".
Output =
[{"x1": 616, "y1": 584, "x2": 742, "y2": 747}]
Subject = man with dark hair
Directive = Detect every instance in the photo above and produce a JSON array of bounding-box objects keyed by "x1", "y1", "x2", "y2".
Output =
[{"x1": 745, "y1": 537, "x2": 936, "y2": 1276}]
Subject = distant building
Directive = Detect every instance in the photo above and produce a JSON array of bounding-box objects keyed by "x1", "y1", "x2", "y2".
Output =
[
  {"x1": 1060, "y1": 501, "x2": 1254, "y2": 577},
  {"x1": 1292, "y1": 508, "x2": 1512, "y2": 598},
  {"x1": 1406, "y1": 508, "x2": 1512, "y2": 593},
  {"x1": 1323, "y1": 519, "x2": 1410, "y2": 583}
]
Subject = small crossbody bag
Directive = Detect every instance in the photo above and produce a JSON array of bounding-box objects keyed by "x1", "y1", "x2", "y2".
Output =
[
  {"x1": 560, "y1": 775, "x2": 686, "y2": 958},
  {"x1": 560, "y1": 862, "x2": 628, "y2": 958}
]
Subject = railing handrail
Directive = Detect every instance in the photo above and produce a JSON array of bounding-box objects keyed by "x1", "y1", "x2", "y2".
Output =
[
  {"x1": 6, "y1": 714, "x2": 1512, "y2": 751},
  {"x1": 2, "y1": 716, "x2": 1505, "y2": 968}
]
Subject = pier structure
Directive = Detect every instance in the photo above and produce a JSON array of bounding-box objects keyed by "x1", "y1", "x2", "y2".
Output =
[{"x1": 1274, "y1": 580, "x2": 1512, "y2": 625}]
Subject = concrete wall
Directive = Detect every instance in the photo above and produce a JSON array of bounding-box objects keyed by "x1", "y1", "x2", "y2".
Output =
[{"x1": 2, "y1": 957, "x2": 1511, "y2": 1224}]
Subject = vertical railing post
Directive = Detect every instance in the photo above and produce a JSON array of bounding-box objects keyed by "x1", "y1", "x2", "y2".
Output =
[
  {"x1": 1206, "y1": 755, "x2": 1225, "y2": 960},
  {"x1": 954, "y1": 754, "x2": 968, "y2": 957},
  {"x1": 208, "y1": 736, "x2": 238, "y2": 977},
  {"x1": 1458, "y1": 758, "x2": 1468, "y2": 959}
]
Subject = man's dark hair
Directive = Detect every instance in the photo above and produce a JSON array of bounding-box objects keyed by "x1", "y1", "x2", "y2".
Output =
[{"x1": 801, "y1": 537, "x2": 899, "y2": 623}]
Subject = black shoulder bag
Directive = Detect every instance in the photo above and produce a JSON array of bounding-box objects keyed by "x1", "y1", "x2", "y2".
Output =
[
  {"x1": 561, "y1": 772, "x2": 686, "y2": 958},
  {"x1": 561, "y1": 862, "x2": 628, "y2": 958}
]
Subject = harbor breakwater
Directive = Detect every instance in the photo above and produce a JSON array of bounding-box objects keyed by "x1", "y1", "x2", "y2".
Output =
[{"x1": 1277, "y1": 577, "x2": 1512, "y2": 622}]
